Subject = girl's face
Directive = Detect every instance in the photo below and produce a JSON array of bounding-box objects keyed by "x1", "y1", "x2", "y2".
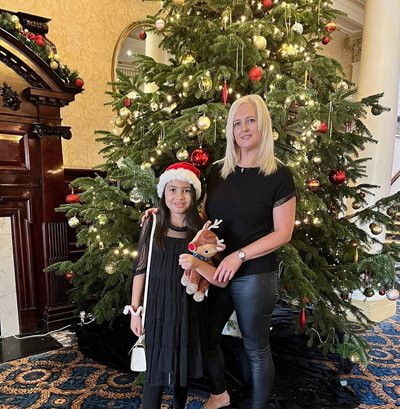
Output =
[
  {"x1": 164, "y1": 180, "x2": 192, "y2": 216},
  {"x1": 232, "y1": 102, "x2": 261, "y2": 152}
]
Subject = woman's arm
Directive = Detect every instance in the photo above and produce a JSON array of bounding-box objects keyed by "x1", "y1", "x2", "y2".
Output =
[
  {"x1": 213, "y1": 196, "x2": 296, "y2": 283},
  {"x1": 179, "y1": 254, "x2": 228, "y2": 288},
  {"x1": 130, "y1": 273, "x2": 145, "y2": 336}
]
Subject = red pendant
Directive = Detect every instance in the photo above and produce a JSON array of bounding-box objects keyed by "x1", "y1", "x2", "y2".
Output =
[
  {"x1": 222, "y1": 80, "x2": 228, "y2": 106},
  {"x1": 299, "y1": 308, "x2": 306, "y2": 332}
]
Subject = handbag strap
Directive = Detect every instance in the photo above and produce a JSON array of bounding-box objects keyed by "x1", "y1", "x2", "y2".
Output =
[{"x1": 141, "y1": 212, "x2": 157, "y2": 329}]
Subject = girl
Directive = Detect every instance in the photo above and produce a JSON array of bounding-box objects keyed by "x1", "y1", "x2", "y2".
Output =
[{"x1": 129, "y1": 162, "x2": 226, "y2": 409}]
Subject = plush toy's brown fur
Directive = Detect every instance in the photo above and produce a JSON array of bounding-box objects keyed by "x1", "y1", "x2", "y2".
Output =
[{"x1": 181, "y1": 220, "x2": 225, "y2": 302}]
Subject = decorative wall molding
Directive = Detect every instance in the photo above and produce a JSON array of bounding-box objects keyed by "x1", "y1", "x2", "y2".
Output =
[
  {"x1": 33, "y1": 124, "x2": 72, "y2": 140},
  {"x1": 345, "y1": 36, "x2": 362, "y2": 62},
  {"x1": 1, "y1": 82, "x2": 21, "y2": 111}
]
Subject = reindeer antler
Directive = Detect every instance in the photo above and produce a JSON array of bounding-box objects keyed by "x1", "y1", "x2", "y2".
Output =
[{"x1": 208, "y1": 219, "x2": 222, "y2": 230}]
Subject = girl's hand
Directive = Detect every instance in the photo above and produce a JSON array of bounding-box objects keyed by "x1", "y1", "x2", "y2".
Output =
[
  {"x1": 140, "y1": 208, "x2": 158, "y2": 226},
  {"x1": 213, "y1": 252, "x2": 242, "y2": 283},
  {"x1": 179, "y1": 254, "x2": 199, "y2": 270},
  {"x1": 130, "y1": 315, "x2": 143, "y2": 336}
]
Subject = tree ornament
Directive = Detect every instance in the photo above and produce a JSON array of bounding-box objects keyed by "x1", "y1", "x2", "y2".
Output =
[
  {"x1": 386, "y1": 288, "x2": 399, "y2": 301},
  {"x1": 350, "y1": 354, "x2": 360, "y2": 364},
  {"x1": 176, "y1": 148, "x2": 189, "y2": 161},
  {"x1": 325, "y1": 22, "x2": 337, "y2": 32},
  {"x1": 299, "y1": 308, "x2": 306, "y2": 332},
  {"x1": 369, "y1": 222, "x2": 383, "y2": 235},
  {"x1": 197, "y1": 115, "x2": 211, "y2": 131},
  {"x1": 180, "y1": 54, "x2": 195, "y2": 64},
  {"x1": 123, "y1": 97, "x2": 132, "y2": 107},
  {"x1": 123, "y1": 136, "x2": 131, "y2": 144},
  {"x1": 352, "y1": 201, "x2": 362, "y2": 210},
  {"x1": 363, "y1": 287, "x2": 374, "y2": 297},
  {"x1": 340, "y1": 290, "x2": 349, "y2": 301},
  {"x1": 312, "y1": 156, "x2": 322, "y2": 164},
  {"x1": 53, "y1": 54, "x2": 60, "y2": 62},
  {"x1": 75, "y1": 78, "x2": 84, "y2": 88},
  {"x1": 129, "y1": 187, "x2": 143, "y2": 203},
  {"x1": 139, "y1": 29, "x2": 147, "y2": 40},
  {"x1": 253, "y1": 35, "x2": 267, "y2": 50},
  {"x1": 66, "y1": 192, "x2": 80, "y2": 203},
  {"x1": 378, "y1": 289, "x2": 386, "y2": 296},
  {"x1": 371, "y1": 105, "x2": 383, "y2": 116},
  {"x1": 222, "y1": 80, "x2": 228, "y2": 106},
  {"x1": 35, "y1": 35, "x2": 44, "y2": 47},
  {"x1": 10, "y1": 15, "x2": 19, "y2": 24},
  {"x1": 155, "y1": 19, "x2": 166, "y2": 31},
  {"x1": 386, "y1": 207, "x2": 397, "y2": 217},
  {"x1": 329, "y1": 169, "x2": 346, "y2": 185},
  {"x1": 307, "y1": 178, "x2": 320, "y2": 191},
  {"x1": 358, "y1": 191, "x2": 366, "y2": 199},
  {"x1": 105, "y1": 263, "x2": 116, "y2": 275},
  {"x1": 115, "y1": 116, "x2": 126, "y2": 128},
  {"x1": 191, "y1": 147, "x2": 210, "y2": 167},
  {"x1": 321, "y1": 36, "x2": 331, "y2": 45},
  {"x1": 198, "y1": 75, "x2": 213, "y2": 93},
  {"x1": 311, "y1": 120, "x2": 321, "y2": 130},
  {"x1": 119, "y1": 107, "x2": 131, "y2": 119},
  {"x1": 68, "y1": 216, "x2": 80, "y2": 228},
  {"x1": 318, "y1": 122, "x2": 328, "y2": 134},
  {"x1": 65, "y1": 271, "x2": 74, "y2": 281},
  {"x1": 272, "y1": 131, "x2": 279, "y2": 141},
  {"x1": 98, "y1": 214, "x2": 108, "y2": 225},
  {"x1": 262, "y1": 0, "x2": 273, "y2": 10},
  {"x1": 150, "y1": 101, "x2": 159, "y2": 111},
  {"x1": 312, "y1": 217, "x2": 322, "y2": 226},
  {"x1": 249, "y1": 66, "x2": 263, "y2": 81},
  {"x1": 291, "y1": 22, "x2": 304, "y2": 34},
  {"x1": 50, "y1": 60, "x2": 58, "y2": 70}
]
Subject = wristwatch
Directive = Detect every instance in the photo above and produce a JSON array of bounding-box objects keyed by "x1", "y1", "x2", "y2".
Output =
[{"x1": 238, "y1": 249, "x2": 246, "y2": 262}]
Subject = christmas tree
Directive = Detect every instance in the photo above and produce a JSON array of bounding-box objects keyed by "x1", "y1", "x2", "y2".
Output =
[{"x1": 50, "y1": 0, "x2": 400, "y2": 363}]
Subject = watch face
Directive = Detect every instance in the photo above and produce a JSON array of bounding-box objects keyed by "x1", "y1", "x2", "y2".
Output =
[{"x1": 239, "y1": 251, "x2": 245, "y2": 260}]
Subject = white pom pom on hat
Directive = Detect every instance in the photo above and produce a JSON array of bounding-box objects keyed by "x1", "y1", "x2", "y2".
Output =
[{"x1": 157, "y1": 162, "x2": 202, "y2": 199}]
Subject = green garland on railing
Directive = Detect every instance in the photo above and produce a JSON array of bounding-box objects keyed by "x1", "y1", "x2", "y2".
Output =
[{"x1": 0, "y1": 12, "x2": 83, "y2": 88}]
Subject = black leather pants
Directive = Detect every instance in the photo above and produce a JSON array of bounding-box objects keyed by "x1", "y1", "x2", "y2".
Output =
[{"x1": 207, "y1": 272, "x2": 278, "y2": 409}]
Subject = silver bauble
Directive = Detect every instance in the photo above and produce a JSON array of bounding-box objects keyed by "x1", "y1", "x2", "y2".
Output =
[
  {"x1": 68, "y1": 216, "x2": 80, "y2": 228},
  {"x1": 129, "y1": 187, "x2": 143, "y2": 204},
  {"x1": 386, "y1": 288, "x2": 399, "y2": 301},
  {"x1": 291, "y1": 22, "x2": 304, "y2": 34},
  {"x1": 155, "y1": 19, "x2": 166, "y2": 31}
]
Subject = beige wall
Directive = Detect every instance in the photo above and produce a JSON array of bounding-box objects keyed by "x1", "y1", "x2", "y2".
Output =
[
  {"x1": 2, "y1": 0, "x2": 160, "y2": 168},
  {"x1": 3, "y1": 1, "x2": 353, "y2": 169}
]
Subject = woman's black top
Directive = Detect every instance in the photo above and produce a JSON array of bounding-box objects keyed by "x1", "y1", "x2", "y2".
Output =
[{"x1": 205, "y1": 162, "x2": 295, "y2": 277}]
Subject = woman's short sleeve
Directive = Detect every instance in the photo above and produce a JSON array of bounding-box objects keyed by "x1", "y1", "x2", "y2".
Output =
[{"x1": 272, "y1": 166, "x2": 296, "y2": 208}]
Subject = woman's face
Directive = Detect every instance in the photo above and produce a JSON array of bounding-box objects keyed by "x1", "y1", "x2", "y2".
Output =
[{"x1": 232, "y1": 102, "x2": 261, "y2": 153}]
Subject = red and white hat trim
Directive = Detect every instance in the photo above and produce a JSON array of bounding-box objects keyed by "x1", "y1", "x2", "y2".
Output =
[{"x1": 157, "y1": 162, "x2": 202, "y2": 199}]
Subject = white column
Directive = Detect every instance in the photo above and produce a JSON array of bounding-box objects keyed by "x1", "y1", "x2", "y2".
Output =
[{"x1": 357, "y1": 0, "x2": 400, "y2": 204}]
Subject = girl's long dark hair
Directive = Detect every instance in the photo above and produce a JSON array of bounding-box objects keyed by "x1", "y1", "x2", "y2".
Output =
[{"x1": 154, "y1": 185, "x2": 203, "y2": 249}]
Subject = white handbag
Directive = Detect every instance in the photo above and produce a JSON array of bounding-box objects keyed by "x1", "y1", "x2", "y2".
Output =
[{"x1": 129, "y1": 213, "x2": 157, "y2": 372}]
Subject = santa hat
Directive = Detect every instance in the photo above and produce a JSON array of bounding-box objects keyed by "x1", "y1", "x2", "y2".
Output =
[{"x1": 157, "y1": 162, "x2": 202, "y2": 199}]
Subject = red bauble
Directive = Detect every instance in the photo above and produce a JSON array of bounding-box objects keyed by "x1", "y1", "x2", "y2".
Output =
[
  {"x1": 299, "y1": 308, "x2": 306, "y2": 332},
  {"x1": 249, "y1": 66, "x2": 263, "y2": 82},
  {"x1": 318, "y1": 122, "x2": 328, "y2": 134},
  {"x1": 329, "y1": 169, "x2": 346, "y2": 185},
  {"x1": 262, "y1": 0, "x2": 273, "y2": 9},
  {"x1": 222, "y1": 80, "x2": 228, "y2": 106},
  {"x1": 35, "y1": 35, "x2": 44, "y2": 47},
  {"x1": 139, "y1": 30, "x2": 147, "y2": 40},
  {"x1": 123, "y1": 97, "x2": 132, "y2": 107},
  {"x1": 307, "y1": 178, "x2": 320, "y2": 191},
  {"x1": 321, "y1": 36, "x2": 331, "y2": 45},
  {"x1": 358, "y1": 191, "x2": 366, "y2": 199},
  {"x1": 65, "y1": 271, "x2": 74, "y2": 281},
  {"x1": 66, "y1": 193, "x2": 80, "y2": 203},
  {"x1": 379, "y1": 289, "x2": 386, "y2": 296},
  {"x1": 191, "y1": 148, "x2": 209, "y2": 167},
  {"x1": 75, "y1": 78, "x2": 84, "y2": 88}
]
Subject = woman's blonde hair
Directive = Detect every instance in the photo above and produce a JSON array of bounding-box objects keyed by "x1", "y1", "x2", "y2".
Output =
[{"x1": 220, "y1": 94, "x2": 277, "y2": 179}]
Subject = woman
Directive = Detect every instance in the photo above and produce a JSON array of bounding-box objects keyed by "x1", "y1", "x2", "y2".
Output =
[{"x1": 202, "y1": 94, "x2": 296, "y2": 409}]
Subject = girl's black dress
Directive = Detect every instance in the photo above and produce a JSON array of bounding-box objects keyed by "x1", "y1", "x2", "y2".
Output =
[{"x1": 135, "y1": 221, "x2": 206, "y2": 387}]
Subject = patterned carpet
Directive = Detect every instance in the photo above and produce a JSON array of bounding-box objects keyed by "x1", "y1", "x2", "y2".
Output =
[{"x1": 0, "y1": 304, "x2": 398, "y2": 409}]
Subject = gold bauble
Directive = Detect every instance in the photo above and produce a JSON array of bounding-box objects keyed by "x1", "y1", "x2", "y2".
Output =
[
  {"x1": 312, "y1": 217, "x2": 322, "y2": 226},
  {"x1": 369, "y1": 223, "x2": 383, "y2": 235},
  {"x1": 105, "y1": 263, "x2": 116, "y2": 275},
  {"x1": 49, "y1": 61, "x2": 58, "y2": 70},
  {"x1": 10, "y1": 15, "x2": 20, "y2": 24},
  {"x1": 198, "y1": 75, "x2": 213, "y2": 93},
  {"x1": 352, "y1": 201, "x2": 362, "y2": 210},
  {"x1": 180, "y1": 54, "x2": 195, "y2": 64},
  {"x1": 272, "y1": 131, "x2": 279, "y2": 141},
  {"x1": 350, "y1": 354, "x2": 360, "y2": 364},
  {"x1": 53, "y1": 53, "x2": 60, "y2": 62},
  {"x1": 253, "y1": 35, "x2": 267, "y2": 50},
  {"x1": 119, "y1": 107, "x2": 131, "y2": 119},
  {"x1": 312, "y1": 156, "x2": 322, "y2": 164},
  {"x1": 176, "y1": 148, "x2": 189, "y2": 161},
  {"x1": 115, "y1": 116, "x2": 126, "y2": 128},
  {"x1": 197, "y1": 116, "x2": 211, "y2": 131}
]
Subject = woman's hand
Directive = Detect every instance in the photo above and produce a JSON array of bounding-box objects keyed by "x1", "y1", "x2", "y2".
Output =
[
  {"x1": 140, "y1": 207, "x2": 158, "y2": 226},
  {"x1": 130, "y1": 315, "x2": 143, "y2": 337},
  {"x1": 213, "y1": 252, "x2": 242, "y2": 283},
  {"x1": 179, "y1": 254, "x2": 200, "y2": 270}
]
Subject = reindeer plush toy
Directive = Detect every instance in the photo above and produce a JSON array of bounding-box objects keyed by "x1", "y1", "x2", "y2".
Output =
[{"x1": 181, "y1": 219, "x2": 225, "y2": 302}]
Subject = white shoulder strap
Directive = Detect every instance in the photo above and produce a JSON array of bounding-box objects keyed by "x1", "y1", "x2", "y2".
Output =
[{"x1": 141, "y1": 213, "x2": 157, "y2": 329}]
